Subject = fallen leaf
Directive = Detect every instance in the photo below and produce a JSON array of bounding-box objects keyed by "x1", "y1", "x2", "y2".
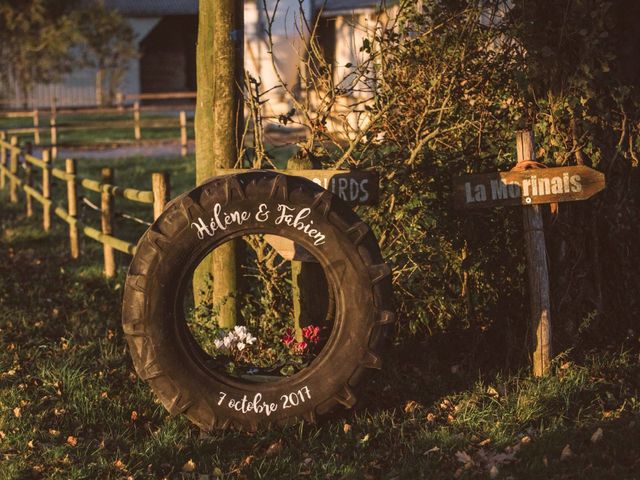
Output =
[
  {"x1": 478, "y1": 438, "x2": 491, "y2": 447},
  {"x1": 13, "y1": 407, "x2": 21, "y2": 418},
  {"x1": 489, "y1": 465, "x2": 499, "y2": 479},
  {"x1": 66, "y1": 436, "x2": 78, "y2": 447},
  {"x1": 114, "y1": 459, "x2": 126, "y2": 471},
  {"x1": 426, "y1": 412, "x2": 436, "y2": 423},
  {"x1": 487, "y1": 386, "x2": 499, "y2": 397},
  {"x1": 590, "y1": 427, "x2": 603, "y2": 443},
  {"x1": 520, "y1": 435, "x2": 531, "y2": 444},
  {"x1": 455, "y1": 450, "x2": 474, "y2": 466},
  {"x1": 212, "y1": 467, "x2": 224, "y2": 478},
  {"x1": 404, "y1": 400, "x2": 418, "y2": 413},
  {"x1": 360, "y1": 433, "x2": 370, "y2": 443},
  {"x1": 48, "y1": 429, "x2": 60, "y2": 437},
  {"x1": 0, "y1": 431, "x2": 5, "y2": 440},
  {"x1": 243, "y1": 455, "x2": 254, "y2": 465},
  {"x1": 424, "y1": 446, "x2": 440, "y2": 455},
  {"x1": 560, "y1": 444, "x2": 572, "y2": 461},
  {"x1": 265, "y1": 440, "x2": 283, "y2": 457},
  {"x1": 343, "y1": 423, "x2": 352, "y2": 433},
  {"x1": 27, "y1": 440, "x2": 35, "y2": 449},
  {"x1": 130, "y1": 411, "x2": 138, "y2": 422},
  {"x1": 182, "y1": 459, "x2": 197, "y2": 473}
]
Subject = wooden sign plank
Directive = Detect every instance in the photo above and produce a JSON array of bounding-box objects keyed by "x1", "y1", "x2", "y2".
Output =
[
  {"x1": 214, "y1": 169, "x2": 379, "y2": 206},
  {"x1": 453, "y1": 165, "x2": 605, "y2": 209}
]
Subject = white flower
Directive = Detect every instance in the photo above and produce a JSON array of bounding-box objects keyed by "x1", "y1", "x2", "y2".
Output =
[
  {"x1": 213, "y1": 339, "x2": 224, "y2": 349},
  {"x1": 245, "y1": 333, "x2": 257, "y2": 345},
  {"x1": 236, "y1": 342, "x2": 246, "y2": 351},
  {"x1": 223, "y1": 336, "x2": 233, "y2": 348},
  {"x1": 233, "y1": 325, "x2": 247, "y2": 340}
]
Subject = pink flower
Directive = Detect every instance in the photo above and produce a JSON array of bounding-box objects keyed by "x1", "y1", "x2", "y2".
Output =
[
  {"x1": 302, "y1": 325, "x2": 320, "y2": 344},
  {"x1": 281, "y1": 328, "x2": 295, "y2": 347}
]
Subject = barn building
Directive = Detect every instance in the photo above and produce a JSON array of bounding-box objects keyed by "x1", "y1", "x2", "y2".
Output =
[{"x1": 1, "y1": 0, "x2": 392, "y2": 110}]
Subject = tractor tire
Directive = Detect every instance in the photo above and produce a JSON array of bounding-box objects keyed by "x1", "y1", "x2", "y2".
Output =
[{"x1": 122, "y1": 171, "x2": 394, "y2": 431}]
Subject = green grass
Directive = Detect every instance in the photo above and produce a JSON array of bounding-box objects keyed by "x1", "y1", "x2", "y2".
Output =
[{"x1": 1, "y1": 192, "x2": 640, "y2": 479}]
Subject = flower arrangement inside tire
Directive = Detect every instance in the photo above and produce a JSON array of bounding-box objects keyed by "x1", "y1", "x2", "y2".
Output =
[{"x1": 121, "y1": 171, "x2": 394, "y2": 431}]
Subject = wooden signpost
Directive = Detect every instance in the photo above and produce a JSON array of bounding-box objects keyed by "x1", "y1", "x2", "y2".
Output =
[
  {"x1": 214, "y1": 169, "x2": 379, "y2": 206},
  {"x1": 454, "y1": 131, "x2": 606, "y2": 376}
]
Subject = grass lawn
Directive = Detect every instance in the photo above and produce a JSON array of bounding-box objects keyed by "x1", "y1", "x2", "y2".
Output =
[{"x1": 1, "y1": 184, "x2": 640, "y2": 479}]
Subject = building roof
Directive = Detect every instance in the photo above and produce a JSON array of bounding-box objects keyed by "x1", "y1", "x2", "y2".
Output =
[{"x1": 101, "y1": 0, "x2": 198, "y2": 17}]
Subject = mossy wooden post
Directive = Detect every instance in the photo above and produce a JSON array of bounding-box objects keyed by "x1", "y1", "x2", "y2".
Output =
[
  {"x1": 180, "y1": 111, "x2": 188, "y2": 157},
  {"x1": 33, "y1": 110, "x2": 40, "y2": 145},
  {"x1": 42, "y1": 150, "x2": 52, "y2": 231},
  {"x1": 287, "y1": 156, "x2": 329, "y2": 341},
  {"x1": 1, "y1": 131, "x2": 7, "y2": 190},
  {"x1": 66, "y1": 158, "x2": 79, "y2": 259},
  {"x1": 101, "y1": 167, "x2": 116, "y2": 278},
  {"x1": 25, "y1": 143, "x2": 33, "y2": 217},
  {"x1": 152, "y1": 172, "x2": 170, "y2": 220},
  {"x1": 133, "y1": 101, "x2": 141, "y2": 141},
  {"x1": 9, "y1": 136, "x2": 18, "y2": 203},
  {"x1": 50, "y1": 117, "x2": 58, "y2": 161},
  {"x1": 194, "y1": 0, "x2": 244, "y2": 328},
  {"x1": 517, "y1": 130, "x2": 552, "y2": 376}
]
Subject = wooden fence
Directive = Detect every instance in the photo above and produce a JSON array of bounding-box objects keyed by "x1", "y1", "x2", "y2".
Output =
[
  {"x1": 0, "y1": 133, "x2": 170, "y2": 277},
  {"x1": 0, "y1": 104, "x2": 193, "y2": 157}
]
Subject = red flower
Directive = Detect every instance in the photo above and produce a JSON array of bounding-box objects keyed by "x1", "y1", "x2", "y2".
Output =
[
  {"x1": 302, "y1": 325, "x2": 320, "y2": 344},
  {"x1": 293, "y1": 341, "x2": 308, "y2": 354},
  {"x1": 281, "y1": 328, "x2": 295, "y2": 346}
]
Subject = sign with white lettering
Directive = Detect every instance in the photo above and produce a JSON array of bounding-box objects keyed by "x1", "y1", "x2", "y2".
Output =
[
  {"x1": 215, "y1": 169, "x2": 379, "y2": 206},
  {"x1": 453, "y1": 165, "x2": 605, "y2": 209}
]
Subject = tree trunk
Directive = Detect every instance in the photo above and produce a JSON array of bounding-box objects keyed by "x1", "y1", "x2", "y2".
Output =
[{"x1": 194, "y1": 0, "x2": 244, "y2": 328}]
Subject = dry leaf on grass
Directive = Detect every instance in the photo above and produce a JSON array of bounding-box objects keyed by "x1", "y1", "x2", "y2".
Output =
[
  {"x1": 404, "y1": 400, "x2": 418, "y2": 413},
  {"x1": 560, "y1": 444, "x2": 573, "y2": 461},
  {"x1": 265, "y1": 440, "x2": 283, "y2": 457},
  {"x1": 182, "y1": 459, "x2": 197, "y2": 472},
  {"x1": 590, "y1": 427, "x2": 603, "y2": 443},
  {"x1": 66, "y1": 436, "x2": 78, "y2": 447}
]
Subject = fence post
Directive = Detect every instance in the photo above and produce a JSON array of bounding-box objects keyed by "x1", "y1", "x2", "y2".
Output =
[
  {"x1": 180, "y1": 111, "x2": 188, "y2": 157},
  {"x1": 101, "y1": 167, "x2": 116, "y2": 278},
  {"x1": 287, "y1": 156, "x2": 328, "y2": 341},
  {"x1": 66, "y1": 158, "x2": 79, "y2": 259},
  {"x1": 0, "y1": 131, "x2": 6, "y2": 190},
  {"x1": 116, "y1": 92, "x2": 124, "y2": 112},
  {"x1": 152, "y1": 172, "x2": 170, "y2": 220},
  {"x1": 517, "y1": 130, "x2": 552, "y2": 376},
  {"x1": 9, "y1": 136, "x2": 18, "y2": 203},
  {"x1": 42, "y1": 149, "x2": 51, "y2": 231},
  {"x1": 133, "y1": 101, "x2": 141, "y2": 141},
  {"x1": 33, "y1": 110, "x2": 40, "y2": 145},
  {"x1": 50, "y1": 117, "x2": 58, "y2": 161},
  {"x1": 25, "y1": 143, "x2": 33, "y2": 217}
]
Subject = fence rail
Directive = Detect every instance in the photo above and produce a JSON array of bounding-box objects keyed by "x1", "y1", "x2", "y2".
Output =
[
  {"x1": 0, "y1": 133, "x2": 170, "y2": 276},
  {"x1": 0, "y1": 104, "x2": 193, "y2": 157}
]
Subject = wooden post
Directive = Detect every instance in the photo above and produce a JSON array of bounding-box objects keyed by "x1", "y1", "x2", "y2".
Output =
[
  {"x1": 152, "y1": 172, "x2": 170, "y2": 220},
  {"x1": 25, "y1": 143, "x2": 33, "y2": 217},
  {"x1": 517, "y1": 130, "x2": 552, "y2": 376},
  {"x1": 180, "y1": 111, "x2": 188, "y2": 157},
  {"x1": 101, "y1": 167, "x2": 116, "y2": 277},
  {"x1": 133, "y1": 101, "x2": 141, "y2": 141},
  {"x1": 0, "y1": 131, "x2": 6, "y2": 190},
  {"x1": 116, "y1": 92, "x2": 124, "y2": 112},
  {"x1": 66, "y1": 158, "x2": 79, "y2": 259},
  {"x1": 194, "y1": 0, "x2": 245, "y2": 328},
  {"x1": 33, "y1": 110, "x2": 40, "y2": 145},
  {"x1": 287, "y1": 156, "x2": 329, "y2": 341},
  {"x1": 9, "y1": 136, "x2": 18, "y2": 203},
  {"x1": 42, "y1": 150, "x2": 51, "y2": 231},
  {"x1": 50, "y1": 117, "x2": 58, "y2": 161}
]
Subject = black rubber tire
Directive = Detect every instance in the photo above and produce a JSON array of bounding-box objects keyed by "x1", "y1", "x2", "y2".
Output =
[{"x1": 121, "y1": 171, "x2": 394, "y2": 431}]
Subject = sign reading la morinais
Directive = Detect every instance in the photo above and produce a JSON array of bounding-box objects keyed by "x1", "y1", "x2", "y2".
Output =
[{"x1": 453, "y1": 165, "x2": 605, "y2": 209}]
